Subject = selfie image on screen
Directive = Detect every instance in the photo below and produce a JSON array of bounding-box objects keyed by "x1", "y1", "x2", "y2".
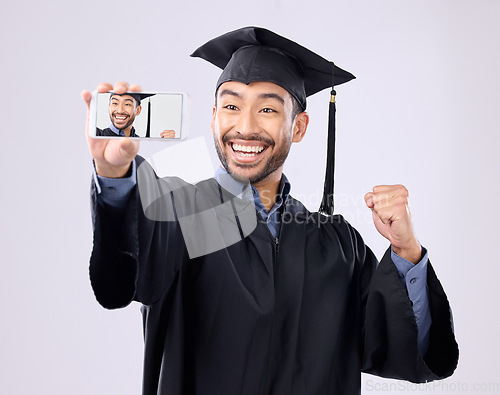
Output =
[{"x1": 95, "y1": 92, "x2": 183, "y2": 139}]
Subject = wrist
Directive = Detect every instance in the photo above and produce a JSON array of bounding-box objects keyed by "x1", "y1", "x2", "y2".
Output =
[
  {"x1": 392, "y1": 241, "x2": 422, "y2": 265},
  {"x1": 95, "y1": 160, "x2": 132, "y2": 178}
]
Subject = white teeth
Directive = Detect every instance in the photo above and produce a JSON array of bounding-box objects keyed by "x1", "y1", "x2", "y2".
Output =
[{"x1": 232, "y1": 143, "x2": 265, "y2": 153}]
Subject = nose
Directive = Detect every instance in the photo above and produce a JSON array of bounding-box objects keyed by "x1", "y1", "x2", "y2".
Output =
[{"x1": 235, "y1": 109, "x2": 259, "y2": 136}]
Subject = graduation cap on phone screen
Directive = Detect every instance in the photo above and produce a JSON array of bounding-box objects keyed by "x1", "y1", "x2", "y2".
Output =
[{"x1": 191, "y1": 26, "x2": 355, "y2": 215}]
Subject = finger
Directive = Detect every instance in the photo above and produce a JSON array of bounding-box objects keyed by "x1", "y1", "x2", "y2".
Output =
[
  {"x1": 129, "y1": 84, "x2": 142, "y2": 92},
  {"x1": 113, "y1": 81, "x2": 130, "y2": 94},
  {"x1": 371, "y1": 185, "x2": 408, "y2": 205},
  {"x1": 371, "y1": 193, "x2": 392, "y2": 206},
  {"x1": 364, "y1": 192, "x2": 374, "y2": 209},
  {"x1": 97, "y1": 82, "x2": 113, "y2": 93},
  {"x1": 86, "y1": 126, "x2": 108, "y2": 161},
  {"x1": 372, "y1": 210, "x2": 388, "y2": 226},
  {"x1": 372, "y1": 197, "x2": 409, "y2": 220},
  {"x1": 372, "y1": 185, "x2": 408, "y2": 201},
  {"x1": 372, "y1": 193, "x2": 409, "y2": 209},
  {"x1": 91, "y1": 137, "x2": 139, "y2": 178},
  {"x1": 373, "y1": 205, "x2": 399, "y2": 223},
  {"x1": 372, "y1": 204, "x2": 409, "y2": 226},
  {"x1": 81, "y1": 89, "x2": 92, "y2": 110},
  {"x1": 372, "y1": 184, "x2": 406, "y2": 194}
]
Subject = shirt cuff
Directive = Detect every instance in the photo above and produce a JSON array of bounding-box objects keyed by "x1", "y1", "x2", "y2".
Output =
[
  {"x1": 391, "y1": 247, "x2": 427, "y2": 287},
  {"x1": 92, "y1": 159, "x2": 137, "y2": 209},
  {"x1": 391, "y1": 247, "x2": 431, "y2": 355}
]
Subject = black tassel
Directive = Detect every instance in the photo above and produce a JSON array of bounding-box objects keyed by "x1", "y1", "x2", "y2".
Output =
[
  {"x1": 145, "y1": 99, "x2": 151, "y2": 138},
  {"x1": 319, "y1": 89, "x2": 336, "y2": 216}
]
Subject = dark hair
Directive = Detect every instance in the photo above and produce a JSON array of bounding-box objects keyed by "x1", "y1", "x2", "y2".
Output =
[
  {"x1": 290, "y1": 94, "x2": 304, "y2": 120},
  {"x1": 109, "y1": 93, "x2": 140, "y2": 107}
]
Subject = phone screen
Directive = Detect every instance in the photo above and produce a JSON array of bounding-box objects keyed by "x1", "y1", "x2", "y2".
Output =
[{"x1": 90, "y1": 92, "x2": 188, "y2": 139}]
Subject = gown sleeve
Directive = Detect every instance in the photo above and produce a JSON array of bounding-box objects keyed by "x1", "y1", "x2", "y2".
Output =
[
  {"x1": 361, "y1": 241, "x2": 459, "y2": 382},
  {"x1": 89, "y1": 156, "x2": 190, "y2": 309}
]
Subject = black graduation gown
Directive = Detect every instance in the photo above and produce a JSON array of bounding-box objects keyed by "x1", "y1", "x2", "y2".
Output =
[
  {"x1": 89, "y1": 157, "x2": 458, "y2": 395},
  {"x1": 96, "y1": 127, "x2": 139, "y2": 137}
]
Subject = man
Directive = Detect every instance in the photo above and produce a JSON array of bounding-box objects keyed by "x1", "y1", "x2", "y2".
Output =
[
  {"x1": 96, "y1": 92, "x2": 145, "y2": 137},
  {"x1": 83, "y1": 27, "x2": 458, "y2": 394}
]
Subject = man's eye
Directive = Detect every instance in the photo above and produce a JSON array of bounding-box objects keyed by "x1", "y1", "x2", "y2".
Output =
[
  {"x1": 261, "y1": 108, "x2": 275, "y2": 113},
  {"x1": 224, "y1": 105, "x2": 238, "y2": 110}
]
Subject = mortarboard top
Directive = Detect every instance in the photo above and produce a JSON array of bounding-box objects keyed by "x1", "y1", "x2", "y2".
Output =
[
  {"x1": 191, "y1": 26, "x2": 356, "y2": 215},
  {"x1": 110, "y1": 92, "x2": 156, "y2": 106}
]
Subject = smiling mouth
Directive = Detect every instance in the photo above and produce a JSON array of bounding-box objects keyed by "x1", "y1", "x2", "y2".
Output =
[
  {"x1": 231, "y1": 142, "x2": 267, "y2": 157},
  {"x1": 113, "y1": 114, "x2": 129, "y2": 123}
]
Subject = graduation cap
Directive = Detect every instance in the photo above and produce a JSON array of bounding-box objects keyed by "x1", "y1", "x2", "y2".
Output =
[
  {"x1": 109, "y1": 92, "x2": 156, "y2": 137},
  {"x1": 191, "y1": 26, "x2": 355, "y2": 215},
  {"x1": 109, "y1": 92, "x2": 155, "y2": 106}
]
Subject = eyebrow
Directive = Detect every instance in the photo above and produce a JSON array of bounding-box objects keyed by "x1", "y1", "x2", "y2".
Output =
[
  {"x1": 218, "y1": 89, "x2": 285, "y2": 105},
  {"x1": 218, "y1": 89, "x2": 241, "y2": 98},
  {"x1": 110, "y1": 97, "x2": 134, "y2": 103},
  {"x1": 258, "y1": 93, "x2": 284, "y2": 105}
]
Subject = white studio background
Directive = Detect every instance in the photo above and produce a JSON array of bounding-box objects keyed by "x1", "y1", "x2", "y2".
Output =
[{"x1": 1, "y1": 0, "x2": 499, "y2": 394}]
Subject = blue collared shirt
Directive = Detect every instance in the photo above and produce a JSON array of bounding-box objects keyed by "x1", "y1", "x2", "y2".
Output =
[
  {"x1": 94, "y1": 160, "x2": 431, "y2": 354},
  {"x1": 108, "y1": 123, "x2": 137, "y2": 137},
  {"x1": 214, "y1": 167, "x2": 291, "y2": 239}
]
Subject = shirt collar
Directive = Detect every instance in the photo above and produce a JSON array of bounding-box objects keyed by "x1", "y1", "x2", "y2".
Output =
[
  {"x1": 108, "y1": 124, "x2": 136, "y2": 137},
  {"x1": 108, "y1": 124, "x2": 121, "y2": 135},
  {"x1": 215, "y1": 167, "x2": 253, "y2": 201},
  {"x1": 214, "y1": 166, "x2": 291, "y2": 206}
]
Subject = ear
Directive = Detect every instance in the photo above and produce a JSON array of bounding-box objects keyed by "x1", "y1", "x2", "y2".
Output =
[
  {"x1": 292, "y1": 111, "x2": 309, "y2": 143},
  {"x1": 210, "y1": 105, "x2": 217, "y2": 134},
  {"x1": 136, "y1": 105, "x2": 142, "y2": 116}
]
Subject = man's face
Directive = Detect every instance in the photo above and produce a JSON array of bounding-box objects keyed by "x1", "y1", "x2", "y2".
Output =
[
  {"x1": 211, "y1": 81, "x2": 306, "y2": 185},
  {"x1": 108, "y1": 94, "x2": 141, "y2": 130}
]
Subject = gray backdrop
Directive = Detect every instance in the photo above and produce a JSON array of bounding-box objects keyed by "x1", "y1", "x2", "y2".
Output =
[{"x1": 1, "y1": 0, "x2": 499, "y2": 393}]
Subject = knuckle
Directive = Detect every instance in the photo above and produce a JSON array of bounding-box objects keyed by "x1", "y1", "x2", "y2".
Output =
[
  {"x1": 397, "y1": 184, "x2": 408, "y2": 195},
  {"x1": 396, "y1": 195, "x2": 408, "y2": 205}
]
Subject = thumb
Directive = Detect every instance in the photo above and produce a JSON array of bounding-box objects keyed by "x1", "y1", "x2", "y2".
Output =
[{"x1": 119, "y1": 138, "x2": 140, "y2": 160}]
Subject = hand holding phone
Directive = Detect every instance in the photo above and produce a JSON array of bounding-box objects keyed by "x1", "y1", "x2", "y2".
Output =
[
  {"x1": 82, "y1": 82, "x2": 189, "y2": 178},
  {"x1": 82, "y1": 82, "x2": 142, "y2": 178}
]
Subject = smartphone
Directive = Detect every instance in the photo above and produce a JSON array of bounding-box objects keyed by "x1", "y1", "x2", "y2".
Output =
[{"x1": 89, "y1": 91, "x2": 189, "y2": 139}]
